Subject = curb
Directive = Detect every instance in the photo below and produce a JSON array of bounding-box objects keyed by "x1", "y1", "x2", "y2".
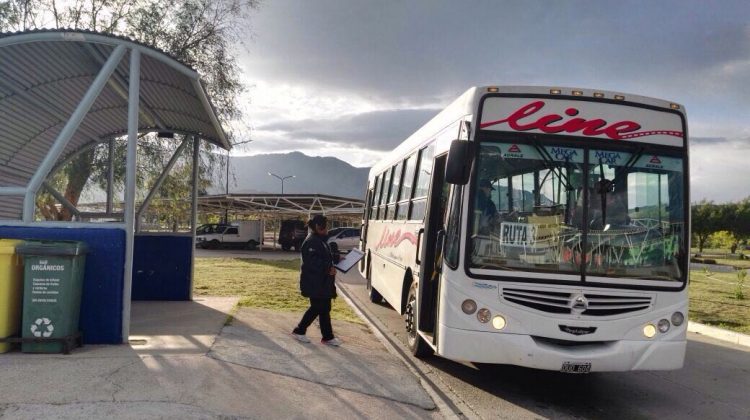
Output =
[
  {"x1": 336, "y1": 282, "x2": 470, "y2": 420},
  {"x1": 688, "y1": 321, "x2": 750, "y2": 348}
]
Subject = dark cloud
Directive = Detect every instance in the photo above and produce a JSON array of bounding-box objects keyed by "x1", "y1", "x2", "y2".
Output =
[
  {"x1": 244, "y1": 0, "x2": 750, "y2": 104},
  {"x1": 258, "y1": 109, "x2": 440, "y2": 151},
  {"x1": 239, "y1": 0, "x2": 750, "y2": 201}
]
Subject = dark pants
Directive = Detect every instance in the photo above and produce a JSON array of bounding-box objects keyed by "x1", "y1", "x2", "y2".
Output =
[{"x1": 293, "y1": 298, "x2": 334, "y2": 340}]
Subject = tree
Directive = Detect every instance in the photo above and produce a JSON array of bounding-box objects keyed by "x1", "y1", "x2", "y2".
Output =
[
  {"x1": 691, "y1": 200, "x2": 723, "y2": 253},
  {"x1": 1, "y1": 0, "x2": 258, "y2": 220},
  {"x1": 734, "y1": 197, "x2": 750, "y2": 244}
]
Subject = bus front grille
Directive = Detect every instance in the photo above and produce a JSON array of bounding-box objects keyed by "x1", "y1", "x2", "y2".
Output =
[
  {"x1": 531, "y1": 336, "x2": 615, "y2": 350},
  {"x1": 502, "y1": 288, "x2": 652, "y2": 316}
]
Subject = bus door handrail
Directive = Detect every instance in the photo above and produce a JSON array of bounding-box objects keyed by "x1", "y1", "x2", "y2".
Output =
[{"x1": 415, "y1": 227, "x2": 425, "y2": 265}]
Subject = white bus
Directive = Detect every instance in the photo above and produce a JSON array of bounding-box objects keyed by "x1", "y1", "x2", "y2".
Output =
[{"x1": 360, "y1": 86, "x2": 689, "y2": 373}]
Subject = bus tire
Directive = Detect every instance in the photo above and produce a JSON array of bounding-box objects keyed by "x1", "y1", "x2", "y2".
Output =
[{"x1": 405, "y1": 282, "x2": 433, "y2": 358}]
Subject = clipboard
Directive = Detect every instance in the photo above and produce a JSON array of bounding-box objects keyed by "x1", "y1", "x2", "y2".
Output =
[{"x1": 334, "y1": 248, "x2": 365, "y2": 273}]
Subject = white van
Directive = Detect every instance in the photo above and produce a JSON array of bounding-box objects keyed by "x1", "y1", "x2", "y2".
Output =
[{"x1": 196, "y1": 220, "x2": 263, "y2": 250}]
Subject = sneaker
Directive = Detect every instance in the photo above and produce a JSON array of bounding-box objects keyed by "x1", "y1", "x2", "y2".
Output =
[
  {"x1": 321, "y1": 337, "x2": 342, "y2": 347},
  {"x1": 291, "y1": 333, "x2": 311, "y2": 343}
]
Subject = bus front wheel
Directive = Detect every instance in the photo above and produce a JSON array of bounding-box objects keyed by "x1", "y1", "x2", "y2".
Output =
[{"x1": 404, "y1": 282, "x2": 433, "y2": 358}]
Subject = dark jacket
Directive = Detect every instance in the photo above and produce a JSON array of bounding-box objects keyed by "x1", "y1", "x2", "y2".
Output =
[{"x1": 299, "y1": 233, "x2": 338, "y2": 299}]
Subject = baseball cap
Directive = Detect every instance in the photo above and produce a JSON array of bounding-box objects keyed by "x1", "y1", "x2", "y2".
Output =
[{"x1": 479, "y1": 179, "x2": 495, "y2": 190}]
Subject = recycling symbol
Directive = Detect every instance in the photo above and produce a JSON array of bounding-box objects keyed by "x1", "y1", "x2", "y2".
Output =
[{"x1": 30, "y1": 318, "x2": 54, "y2": 338}]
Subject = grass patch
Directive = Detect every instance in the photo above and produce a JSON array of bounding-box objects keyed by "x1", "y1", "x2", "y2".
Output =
[
  {"x1": 689, "y1": 270, "x2": 750, "y2": 334},
  {"x1": 193, "y1": 257, "x2": 363, "y2": 324},
  {"x1": 195, "y1": 259, "x2": 750, "y2": 334}
]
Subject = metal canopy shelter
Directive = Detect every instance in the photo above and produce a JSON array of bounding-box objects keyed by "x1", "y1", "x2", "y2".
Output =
[
  {"x1": 0, "y1": 30, "x2": 230, "y2": 343},
  {"x1": 199, "y1": 193, "x2": 365, "y2": 217}
]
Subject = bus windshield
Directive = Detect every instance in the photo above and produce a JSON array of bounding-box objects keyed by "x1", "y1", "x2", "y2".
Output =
[{"x1": 468, "y1": 141, "x2": 686, "y2": 283}]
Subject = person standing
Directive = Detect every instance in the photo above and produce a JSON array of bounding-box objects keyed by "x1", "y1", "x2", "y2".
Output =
[{"x1": 291, "y1": 215, "x2": 342, "y2": 346}]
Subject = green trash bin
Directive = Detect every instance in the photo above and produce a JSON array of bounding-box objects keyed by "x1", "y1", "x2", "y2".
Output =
[{"x1": 17, "y1": 240, "x2": 88, "y2": 353}]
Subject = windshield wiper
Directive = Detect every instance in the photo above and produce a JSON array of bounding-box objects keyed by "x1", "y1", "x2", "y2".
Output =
[
  {"x1": 615, "y1": 146, "x2": 645, "y2": 180},
  {"x1": 532, "y1": 142, "x2": 574, "y2": 192}
]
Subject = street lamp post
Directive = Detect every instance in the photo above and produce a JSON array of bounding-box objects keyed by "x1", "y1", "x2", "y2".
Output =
[{"x1": 268, "y1": 172, "x2": 295, "y2": 194}]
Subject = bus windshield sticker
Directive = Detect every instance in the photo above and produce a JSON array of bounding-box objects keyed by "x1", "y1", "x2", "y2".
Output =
[{"x1": 634, "y1": 154, "x2": 683, "y2": 172}]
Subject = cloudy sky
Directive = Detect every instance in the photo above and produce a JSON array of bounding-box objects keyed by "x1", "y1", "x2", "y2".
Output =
[{"x1": 232, "y1": 0, "x2": 750, "y2": 203}]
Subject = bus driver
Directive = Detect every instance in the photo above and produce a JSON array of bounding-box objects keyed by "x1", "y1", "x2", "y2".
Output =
[{"x1": 476, "y1": 179, "x2": 499, "y2": 233}]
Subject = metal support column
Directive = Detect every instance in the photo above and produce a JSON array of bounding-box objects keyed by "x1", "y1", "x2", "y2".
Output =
[
  {"x1": 122, "y1": 48, "x2": 140, "y2": 343},
  {"x1": 42, "y1": 181, "x2": 81, "y2": 219},
  {"x1": 190, "y1": 136, "x2": 200, "y2": 300}
]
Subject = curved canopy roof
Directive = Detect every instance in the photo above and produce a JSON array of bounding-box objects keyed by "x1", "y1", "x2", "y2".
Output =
[
  {"x1": 0, "y1": 30, "x2": 230, "y2": 194},
  {"x1": 199, "y1": 194, "x2": 365, "y2": 217}
]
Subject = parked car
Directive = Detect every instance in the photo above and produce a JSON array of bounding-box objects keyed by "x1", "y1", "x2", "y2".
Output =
[
  {"x1": 196, "y1": 221, "x2": 263, "y2": 250},
  {"x1": 326, "y1": 227, "x2": 344, "y2": 238},
  {"x1": 327, "y1": 227, "x2": 361, "y2": 252},
  {"x1": 279, "y1": 219, "x2": 307, "y2": 251}
]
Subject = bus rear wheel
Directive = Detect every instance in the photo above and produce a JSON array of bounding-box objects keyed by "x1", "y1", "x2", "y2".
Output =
[{"x1": 404, "y1": 282, "x2": 433, "y2": 358}]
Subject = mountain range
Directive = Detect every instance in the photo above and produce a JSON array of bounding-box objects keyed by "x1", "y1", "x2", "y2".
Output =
[{"x1": 213, "y1": 152, "x2": 371, "y2": 199}]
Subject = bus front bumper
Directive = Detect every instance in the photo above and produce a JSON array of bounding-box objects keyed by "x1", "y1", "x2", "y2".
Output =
[{"x1": 437, "y1": 324, "x2": 686, "y2": 372}]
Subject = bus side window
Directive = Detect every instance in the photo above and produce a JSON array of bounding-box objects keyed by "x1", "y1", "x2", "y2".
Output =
[
  {"x1": 386, "y1": 161, "x2": 403, "y2": 220},
  {"x1": 379, "y1": 168, "x2": 392, "y2": 220},
  {"x1": 410, "y1": 144, "x2": 435, "y2": 221},
  {"x1": 371, "y1": 175, "x2": 380, "y2": 220},
  {"x1": 396, "y1": 153, "x2": 417, "y2": 220}
]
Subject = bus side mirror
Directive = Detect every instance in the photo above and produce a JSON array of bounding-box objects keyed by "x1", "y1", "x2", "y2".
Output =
[{"x1": 445, "y1": 140, "x2": 474, "y2": 185}]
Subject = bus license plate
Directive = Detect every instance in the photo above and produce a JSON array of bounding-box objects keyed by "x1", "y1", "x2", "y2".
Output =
[{"x1": 561, "y1": 362, "x2": 591, "y2": 374}]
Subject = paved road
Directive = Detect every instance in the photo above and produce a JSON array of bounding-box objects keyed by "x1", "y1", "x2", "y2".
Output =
[{"x1": 337, "y1": 269, "x2": 750, "y2": 420}]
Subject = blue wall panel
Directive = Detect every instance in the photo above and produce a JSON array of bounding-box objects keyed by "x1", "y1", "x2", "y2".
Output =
[
  {"x1": 0, "y1": 226, "x2": 125, "y2": 344},
  {"x1": 132, "y1": 235, "x2": 192, "y2": 301}
]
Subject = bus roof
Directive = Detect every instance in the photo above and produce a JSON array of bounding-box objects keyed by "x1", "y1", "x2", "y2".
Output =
[{"x1": 369, "y1": 86, "x2": 686, "y2": 178}]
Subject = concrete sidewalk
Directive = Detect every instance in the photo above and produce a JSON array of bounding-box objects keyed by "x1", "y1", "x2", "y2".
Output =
[{"x1": 0, "y1": 297, "x2": 439, "y2": 419}]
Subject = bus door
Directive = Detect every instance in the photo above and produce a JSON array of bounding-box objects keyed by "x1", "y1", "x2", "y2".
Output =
[
  {"x1": 360, "y1": 187, "x2": 374, "y2": 272},
  {"x1": 418, "y1": 154, "x2": 449, "y2": 335}
]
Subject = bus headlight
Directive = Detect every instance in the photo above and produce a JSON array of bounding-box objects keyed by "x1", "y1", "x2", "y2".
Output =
[
  {"x1": 643, "y1": 324, "x2": 657, "y2": 338},
  {"x1": 492, "y1": 315, "x2": 507, "y2": 330},
  {"x1": 477, "y1": 308, "x2": 491, "y2": 323},
  {"x1": 658, "y1": 319, "x2": 670, "y2": 333},
  {"x1": 461, "y1": 299, "x2": 477, "y2": 315},
  {"x1": 671, "y1": 312, "x2": 685, "y2": 326}
]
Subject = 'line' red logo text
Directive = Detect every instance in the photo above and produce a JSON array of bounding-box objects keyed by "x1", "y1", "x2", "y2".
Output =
[{"x1": 481, "y1": 101, "x2": 682, "y2": 140}]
